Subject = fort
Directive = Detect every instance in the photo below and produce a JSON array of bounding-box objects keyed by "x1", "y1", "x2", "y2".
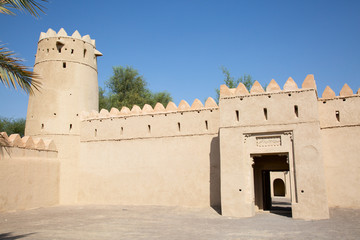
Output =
[{"x1": 1, "y1": 28, "x2": 359, "y2": 220}]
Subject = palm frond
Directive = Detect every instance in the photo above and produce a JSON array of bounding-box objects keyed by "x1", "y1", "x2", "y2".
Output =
[
  {"x1": 0, "y1": 0, "x2": 47, "y2": 18},
  {"x1": 0, "y1": 46, "x2": 41, "y2": 94}
]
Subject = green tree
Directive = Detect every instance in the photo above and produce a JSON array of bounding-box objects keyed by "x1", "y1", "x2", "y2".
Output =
[
  {"x1": 0, "y1": 0, "x2": 47, "y2": 94},
  {"x1": 215, "y1": 66, "x2": 254, "y2": 102},
  {"x1": 0, "y1": 117, "x2": 26, "y2": 136},
  {"x1": 100, "y1": 66, "x2": 173, "y2": 110}
]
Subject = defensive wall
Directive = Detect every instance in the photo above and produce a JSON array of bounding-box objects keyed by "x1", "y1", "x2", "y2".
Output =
[
  {"x1": 318, "y1": 85, "x2": 360, "y2": 208},
  {"x1": 0, "y1": 132, "x2": 58, "y2": 211},
  {"x1": 78, "y1": 98, "x2": 221, "y2": 208},
  {"x1": 1, "y1": 28, "x2": 359, "y2": 220}
]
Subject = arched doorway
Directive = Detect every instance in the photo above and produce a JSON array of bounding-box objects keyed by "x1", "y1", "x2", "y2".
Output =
[{"x1": 273, "y1": 178, "x2": 285, "y2": 196}]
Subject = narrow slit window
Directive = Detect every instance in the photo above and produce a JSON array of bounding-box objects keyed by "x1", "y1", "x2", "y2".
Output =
[
  {"x1": 264, "y1": 108, "x2": 268, "y2": 120},
  {"x1": 236, "y1": 110, "x2": 239, "y2": 122},
  {"x1": 69, "y1": 124, "x2": 73, "y2": 131},
  {"x1": 47, "y1": 49, "x2": 49, "y2": 53},
  {"x1": 71, "y1": 49, "x2": 74, "y2": 54},
  {"x1": 178, "y1": 122, "x2": 181, "y2": 132},
  {"x1": 148, "y1": 125, "x2": 151, "y2": 133},
  {"x1": 83, "y1": 49, "x2": 87, "y2": 58},
  {"x1": 95, "y1": 129, "x2": 97, "y2": 137},
  {"x1": 205, "y1": 120, "x2": 208, "y2": 130},
  {"x1": 41, "y1": 123, "x2": 44, "y2": 129},
  {"x1": 335, "y1": 110, "x2": 340, "y2": 122},
  {"x1": 120, "y1": 127, "x2": 124, "y2": 135},
  {"x1": 63, "y1": 62, "x2": 66, "y2": 68},
  {"x1": 294, "y1": 105, "x2": 299, "y2": 117}
]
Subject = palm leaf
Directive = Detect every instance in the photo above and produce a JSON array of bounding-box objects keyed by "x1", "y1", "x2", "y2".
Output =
[
  {"x1": 0, "y1": 46, "x2": 41, "y2": 94},
  {"x1": 0, "y1": 0, "x2": 47, "y2": 18}
]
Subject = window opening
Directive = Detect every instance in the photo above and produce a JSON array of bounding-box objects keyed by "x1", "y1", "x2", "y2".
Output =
[
  {"x1": 335, "y1": 111, "x2": 340, "y2": 122},
  {"x1": 264, "y1": 108, "x2": 268, "y2": 120},
  {"x1": 294, "y1": 105, "x2": 299, "y2": 117}
]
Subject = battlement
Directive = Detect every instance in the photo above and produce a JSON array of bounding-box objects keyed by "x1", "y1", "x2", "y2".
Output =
[
  {"x1": 220, "y1": 74, "x2": 318, "y2": 98},
  {"x1": 80, "y1": 98, "x2": 219, "y2": 142},
  {"x1": 35, "y1": 28, "x2": 102, "y2": 70},
  {"x1": 80, "y1": 97, "x2": 218, "y2": 120},
  {"x1": 317, "y1": 84, "x2": 360, "y2": 129},
  {"x1": 0, "y1": 132, "x2": 57, "y2": 152},
  {"x1": 38, "y1": 28, "x2": 97, "y2": 47}
]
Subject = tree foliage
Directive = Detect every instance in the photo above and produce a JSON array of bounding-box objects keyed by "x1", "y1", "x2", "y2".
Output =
[
  {"x1": 0, "y1": 117, "x2": 25, "y2": 136},
  {"x1": 0, "y1": 0, "x2": 47, "y2": 94},
  {"x1": 100, "y1": 66, "x2": 172, "y2": 110},
  {"x1": 215, "y1": 66, "x2": 254, "y2": 102}
]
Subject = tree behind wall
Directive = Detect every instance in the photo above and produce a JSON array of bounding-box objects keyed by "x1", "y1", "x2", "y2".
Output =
[
  {"x1": 215, "y1": 66, "x2": 254, "y2": 103},
  {"x1": 99, "y1": 66, "x2": 172, "y2": 110},
  {"x1": 0, "y1": 117, "x2": 25, "y2": 136}
]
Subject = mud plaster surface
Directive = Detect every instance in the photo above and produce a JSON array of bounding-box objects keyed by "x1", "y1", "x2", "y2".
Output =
[{"x1": 0, "y1": 206, "x2": 359, "y2": 240}]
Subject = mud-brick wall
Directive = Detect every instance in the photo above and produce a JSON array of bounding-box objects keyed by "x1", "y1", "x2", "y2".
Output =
[
  {"x1": 78, "y1": 107, "x2": 221, "y2": 208},
  {"x1": 0, "y1": 146, "x2": 59, "y2": 211},
  {"x1": 319, "y1": 94, "x2": 360, "y2": 208}
]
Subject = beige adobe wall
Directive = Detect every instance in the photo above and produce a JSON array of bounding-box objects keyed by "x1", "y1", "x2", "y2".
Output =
[
  {"x1": 319, "y1": 86, "x2": 360, "y2": 208},
  {"x1": 78, "y1": 100, "x2": 221, "y2": 208},
  {"x1": 219, "y1": 76, "x2": 329, "y2": 220},
  {"x1": 25, "y1": 29, "x2": 101, "y2": 204},
  {"x1": 0, "y1": 133, "x2": 59, "y2": 211}
]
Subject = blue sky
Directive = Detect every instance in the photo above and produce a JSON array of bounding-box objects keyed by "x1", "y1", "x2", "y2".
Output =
[{"x1": 1, "y1": 0, "x2": 359, "y2": 118}]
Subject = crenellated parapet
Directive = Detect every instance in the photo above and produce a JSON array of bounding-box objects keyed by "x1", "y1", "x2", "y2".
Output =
[
  {"x1": 80, "y1": 98, "x2": 219, "y2": 142},
  {"x1": 219, "y1": 75, "x2": 320, "y2": 128},
  {"x1": 0, "y1": 132, "x2": 57, "y2": 151},
  {"x1": 35, "y1": 28, "x2": 102, "y2": 71},
  {"x1": 318, "y1": 84, "x2": 360, "y2": 129},
  {"x1": 220, "y1": 74, "x2": 317, "y2": 98},
  {"x1": 80, "y1": 97, "x2": 218, "y2": 120}
]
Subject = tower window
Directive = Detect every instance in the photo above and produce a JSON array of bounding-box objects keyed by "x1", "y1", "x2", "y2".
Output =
[
  {"x1": 235, "y1": 110, "x2": 239, "y2": 122},
  {"x1": 264, "y1": 108, "x2": 268, "y2": 120},
  {"x1": 148, "y1": 125, "x2": 151, "y2": 133},
  {"x1": 95, "y1": 129, "x2": 97, "y2": 137},
  {"x1": 335, "y1": 110, "x2": 340, "y2": 122},
  {"x1": 41, "y1": 123, "x2": 44, "y2": 129},
  {"x1": 294, "y1": 105, "x2": 299, "y2": 118},
  {"x1": 178, "y1": 122, "x2": 181, "y2": 132},
  {"x1": 83, "y1": 49, "x2": 87, "y2": 58},
  {"x1": 71, "y1": 49, "x2": 74, "y2": 54},
  {"x1": 63, "y1": 62, "x2": 66, "y2": 68},
  {"x1": 120, "y1": 127, "x2": 124, "y2": 135},
  {"x1": 205, "y1": 120, "x2": 208, "y2": 130},
  {"x1": 69, "y1": 124, "x2": 72, "y2": 131}
]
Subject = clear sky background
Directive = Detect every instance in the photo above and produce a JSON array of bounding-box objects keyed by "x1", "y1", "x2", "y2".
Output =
[{"x1": 1, "y1": 0, "x2": 359, "y2": 119}]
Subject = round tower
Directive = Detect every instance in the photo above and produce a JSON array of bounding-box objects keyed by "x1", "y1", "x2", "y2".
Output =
[{"x1": 25, "y1": 28, "x2": 102, "y2": 136}]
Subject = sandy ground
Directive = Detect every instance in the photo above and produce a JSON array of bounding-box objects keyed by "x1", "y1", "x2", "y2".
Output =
[{"x1": 0, "y1": 205, "x2": 359, "y2": 240}]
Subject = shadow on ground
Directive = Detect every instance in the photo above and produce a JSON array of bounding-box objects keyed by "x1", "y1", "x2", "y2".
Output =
[{"x1": 0, "y1": 232, "x2": 35, "y2": 240}]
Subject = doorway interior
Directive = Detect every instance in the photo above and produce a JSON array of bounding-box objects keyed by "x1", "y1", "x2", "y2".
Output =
[{"x1": 252, "y1": 154, "x2": 292, "y2": 217}]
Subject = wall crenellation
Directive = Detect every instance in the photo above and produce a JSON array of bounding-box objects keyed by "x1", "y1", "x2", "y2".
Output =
[
  {"x1": 39, "y1": 28, "x2": 96, "y2": 47},
  {"x1": 220, "y1": 74, "x2": 359, "y2": 100},
  {"x1": 80, "y1": 99, "x2": 220, "y2": 142},
  {"x1": 80, "y1": 97, "x2": 218, "y2": 120},
  {"x1": 220, "y1": 74, "x2": 318, "y2": 98},
  {"x1": 0, "y1": 132, "x2": 57, "y2": 152}
]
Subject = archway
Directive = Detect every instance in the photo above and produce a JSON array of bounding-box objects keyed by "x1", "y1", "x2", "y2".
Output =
[{"x1": 273, "y1": 178, "x2": 285, "y2": 196}]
